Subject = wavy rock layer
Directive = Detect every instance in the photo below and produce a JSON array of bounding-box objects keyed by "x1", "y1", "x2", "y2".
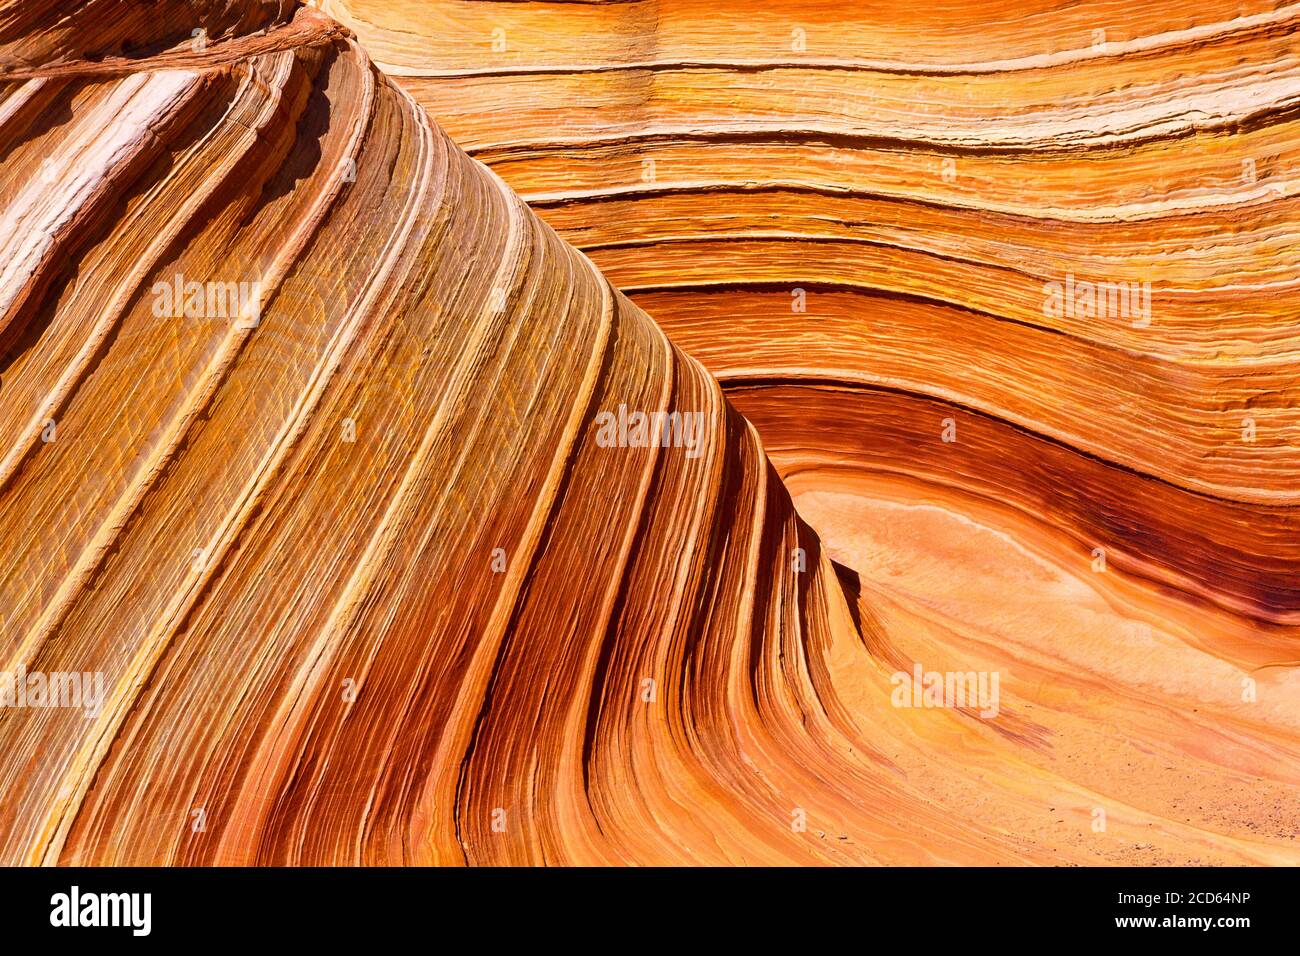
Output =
[
  {"x1": 0, "y1": 0, "x2": 912, "y2": 866},
  {"x1": 0, "y1": 0, "x2": 1294, "y2": 865},
  {"x1": 324, "y1": 0, "x2": 1300, "y2": 862}
]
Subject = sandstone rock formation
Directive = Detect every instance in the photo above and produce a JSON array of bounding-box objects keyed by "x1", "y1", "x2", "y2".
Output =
[{"x1": 0, "y1": 0, "x2": 1294, "y2": 864}]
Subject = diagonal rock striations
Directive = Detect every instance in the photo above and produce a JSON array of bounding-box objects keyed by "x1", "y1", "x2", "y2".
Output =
[
  {"x1": 0, "y1": 0, "x2": 1293, "y2": 865},
  {"x1": 324, "y1": 0, "x2": 1300, "y2": 864}
]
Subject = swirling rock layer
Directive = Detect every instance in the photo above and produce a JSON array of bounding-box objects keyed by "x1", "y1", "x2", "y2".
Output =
[
  {"x1": 0, "y1": 0, "x2": 1294, "y2": 864},
  {"x1": 324, "y1": 0, "x2": 1300, "y2": 862}
]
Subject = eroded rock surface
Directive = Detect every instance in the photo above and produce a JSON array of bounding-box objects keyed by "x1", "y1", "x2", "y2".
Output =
[{"x1": 0, "y1": 0, "x2": 1294, "y2": 864}]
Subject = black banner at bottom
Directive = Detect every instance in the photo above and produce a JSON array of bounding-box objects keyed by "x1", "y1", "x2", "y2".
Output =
[{"x1": 0, "y1": 866, "x2": 1289, "y2": 942}]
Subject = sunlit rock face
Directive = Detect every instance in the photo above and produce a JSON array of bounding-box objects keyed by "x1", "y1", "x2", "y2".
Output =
[
  {"x1": 317, "y1": 0, "x2": 1300, "y2": 863},
  {"x1": 0, "y1": 0, "x2": 1294, "y2": 865}
]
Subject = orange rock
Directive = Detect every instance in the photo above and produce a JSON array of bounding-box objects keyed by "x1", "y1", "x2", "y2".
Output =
[{"x1": 0, "y1": 0, "x2": 1293, "y2": 866}]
